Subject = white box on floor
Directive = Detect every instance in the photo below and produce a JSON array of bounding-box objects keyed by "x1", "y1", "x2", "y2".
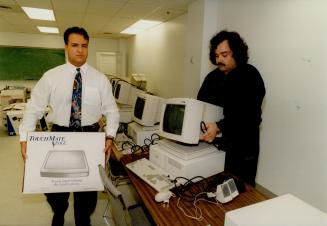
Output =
[
  {"x1": 23, "y1": 132, "x2": 105, "y2": 194},
  {"x1": 224, "y1": 194, "x2": 327, "y2": 226}
]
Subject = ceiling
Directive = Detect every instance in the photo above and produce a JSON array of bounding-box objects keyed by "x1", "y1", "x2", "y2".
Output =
[{"x1": 0, "y1": 0, "x2": 195, "y2": 39}]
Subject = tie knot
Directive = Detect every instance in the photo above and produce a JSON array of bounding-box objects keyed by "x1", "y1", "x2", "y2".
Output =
[{"x1": 76, "y1": 68, "x2": 80, "y2": 72}]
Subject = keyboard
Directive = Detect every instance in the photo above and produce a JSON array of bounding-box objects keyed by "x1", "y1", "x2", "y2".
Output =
[{"x1": 125, "y1": 158, "x2": 174, "y2": 192}]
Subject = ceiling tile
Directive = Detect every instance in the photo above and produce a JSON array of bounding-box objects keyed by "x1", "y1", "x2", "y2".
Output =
[
  {"x1": 85, "y1": 0, "x2": 125, "y2": 14},
  {"x1": 144, "y1": 7, "x2": 185, "y2": 22},
  {"x1": 52, "y1": 0, "x2": 88, "y2": 13},
  {"x1": 0, "y1": 0, "x2": 194, "y2": 38},
  {"x1": 115, "y1": 2, "x2": 159, "y2": 19},
  {"x1": 15, "y1": 0, "x2": 52, "y2": 9}
]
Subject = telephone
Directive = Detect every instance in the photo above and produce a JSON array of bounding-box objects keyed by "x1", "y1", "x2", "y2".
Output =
[{"x1": 216, "y1": 178, "x2": 239, "y2": 203}]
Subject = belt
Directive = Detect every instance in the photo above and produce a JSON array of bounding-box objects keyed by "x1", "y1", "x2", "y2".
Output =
[{"x1": 51, "y1": 123, "x2": 100, "y2": 132}]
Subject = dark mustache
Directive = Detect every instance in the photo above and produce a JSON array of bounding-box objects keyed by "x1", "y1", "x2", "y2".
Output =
[{"x1": 217, "y1": 63, "x2": 225, "y2": 66}]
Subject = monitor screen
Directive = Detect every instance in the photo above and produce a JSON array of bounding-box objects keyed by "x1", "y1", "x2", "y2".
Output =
[
  {"x1": 162, "y1": 104, "x2": 185, "y2": 135},
  {"x1": 158, "y1": 98, "x2": 223, "y2": 144},
  {"x1": 114, "y1": 80, "x2": 135, "y2": 105},
  {"x1": 132, "y1": 93, "x2": 164, "y2": 126},
  {"x1": 134, "y1": 96, "x2": 145, "y2": 120},
  {"x1": 111, "y1": 80, "x2": 117, "y2": 92}
]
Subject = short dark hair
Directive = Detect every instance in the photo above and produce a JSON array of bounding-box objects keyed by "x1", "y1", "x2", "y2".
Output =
[
  {"x1": 209, "y1": 30, "x2": 249, "y2": 66},
  {"x1": 64, "y1": 27, "x2": 89, "y2": 45}
]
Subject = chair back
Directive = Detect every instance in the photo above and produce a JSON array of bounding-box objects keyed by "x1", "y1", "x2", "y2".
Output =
[{"x1": 98, "y1": 164, "x2": 126, "y2": 209}]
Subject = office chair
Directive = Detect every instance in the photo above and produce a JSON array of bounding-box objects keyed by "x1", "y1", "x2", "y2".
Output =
[
  {"x1": 99, "y1": 165, "x2": 148, "y2": 226},
  {"x1": 108, "y1": 158, "x2": 130, "y2": 186}
]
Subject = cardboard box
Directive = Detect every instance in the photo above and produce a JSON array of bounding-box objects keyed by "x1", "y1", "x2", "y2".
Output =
[
  {"x1": 0, "y1": 89, "x2": 26, "y2": 105},
  {"x1": 224, "y1": 194, "x2": 327, "y2": 226},
  {"x1": 23, "y1": 132, "x2": 105, "y2": 194}
]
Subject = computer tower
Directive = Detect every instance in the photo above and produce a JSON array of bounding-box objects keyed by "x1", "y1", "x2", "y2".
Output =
[{"x1": 149, "y1": 142, "x2": 225, "y2": 181}]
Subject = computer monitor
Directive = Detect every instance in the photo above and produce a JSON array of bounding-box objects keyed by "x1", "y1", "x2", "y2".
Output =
[
  {"x1": 158, "y1": 98, "x2": 223, "y2": 144},
  {"x1": 133, "y1": 93, "x2": 164, "y2": 126},
  {"x1": 114, "y1": 80, "x2": 141, "y2": 105},
  {"x1": 110, "y1": 77, "x2": 120, "y2": 94}
]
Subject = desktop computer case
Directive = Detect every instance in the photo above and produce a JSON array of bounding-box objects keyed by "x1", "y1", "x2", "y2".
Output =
[{"x1": 150, "y1": 143, "x2": 225, "y2": 181}]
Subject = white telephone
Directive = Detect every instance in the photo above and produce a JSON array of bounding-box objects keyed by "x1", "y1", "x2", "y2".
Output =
[{"x1": 216, "y1": 178, "x2": 239, "y2": 203}]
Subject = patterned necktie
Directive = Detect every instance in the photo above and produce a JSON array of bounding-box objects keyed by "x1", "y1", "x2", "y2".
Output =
[{"x1": 69, "y1": 68, "x2": 82, "y2": 129}]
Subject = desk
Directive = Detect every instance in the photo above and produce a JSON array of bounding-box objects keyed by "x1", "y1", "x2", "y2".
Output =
[{"x1": 119, "y1": 153, "x2": 268, "y2": 226}]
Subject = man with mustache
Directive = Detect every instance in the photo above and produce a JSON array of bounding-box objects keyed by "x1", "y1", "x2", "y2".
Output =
[{"x1": 197, "y1": 30, "x2": 265, "y2": 187}]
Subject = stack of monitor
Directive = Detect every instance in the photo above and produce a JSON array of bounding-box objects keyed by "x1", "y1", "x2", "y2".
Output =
[
  {"x1": 127, "y1": 92, "x2": 164, "y2": 146},
  {"x1": 110, "y1": 78, "x2": 145, "y2": 123},
  {"x1": 150, "y1": 98, "x2": 226, "y2": 182},
  {"x1": 110, "y1": 76, "x2": 227, "y2": 182}
]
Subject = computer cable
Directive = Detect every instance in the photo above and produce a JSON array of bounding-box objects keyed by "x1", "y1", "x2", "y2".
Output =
[
  {"x1": 143, "y1": 133, "x2": 160, "y2": 147},
  {"x1": 117, "y1": 122, "x2": 129, "y2": 134},
  {"x1": 171, "y1": 176, "x2": 207, "y2": 202},
  {"x1": 121, "y1": 140, "x2": 147, "y2": 155},
  {"x1": 140, "y1": 132, "x2": 161, "y2": 152},
  {"x1": 176, "y1": 189, "x2": 222, "y2": 222},
  {"x1": 200, "y1": 121, "x2": 220, "y2": 150}
]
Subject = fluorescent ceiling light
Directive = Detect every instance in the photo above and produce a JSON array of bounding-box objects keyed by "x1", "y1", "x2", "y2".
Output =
[
  {"x1": 121, "y1": 20, "x2": 161, "y2": 34},
  {"x1": 37, "y1": 26, "x2": 59, "y2": 34},
  {"x1": 22, "y1": 7, "x2": 55, "y2": 21}
]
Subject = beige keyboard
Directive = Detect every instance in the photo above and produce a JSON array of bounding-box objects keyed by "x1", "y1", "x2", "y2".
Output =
[{"x1": 125, "y1": 158, "x2": 174, "y2": 192}]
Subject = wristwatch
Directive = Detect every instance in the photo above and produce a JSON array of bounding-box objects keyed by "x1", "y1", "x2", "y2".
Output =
[{"x1": 106, "y1": 136, "x2": 114, "y2": 141}]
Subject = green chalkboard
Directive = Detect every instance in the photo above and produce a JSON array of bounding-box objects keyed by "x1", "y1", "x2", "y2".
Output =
[{"x1": 0, "y1": 46, "x2": 65, "y2": 80}]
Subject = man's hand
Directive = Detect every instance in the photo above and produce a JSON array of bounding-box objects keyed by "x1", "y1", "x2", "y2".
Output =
[
  {"x1": 200, "y1": 122, "x2": 221, "y2": 143},
  {"x1": 104, "y1": 138, "x2": 113, "y2": 163},
  {"x1": 20, "y1": 141, "x2": 27, "y2": 161}
]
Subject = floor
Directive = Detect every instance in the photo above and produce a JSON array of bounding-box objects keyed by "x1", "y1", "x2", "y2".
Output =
[{"x1": 0, "y1": 122, "x2": 110, "y2": 226}]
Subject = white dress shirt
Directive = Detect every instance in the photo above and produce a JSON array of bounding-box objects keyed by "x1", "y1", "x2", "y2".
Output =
[{"x1": 19, "y1": 62, "x2": 120, "y2": 141}]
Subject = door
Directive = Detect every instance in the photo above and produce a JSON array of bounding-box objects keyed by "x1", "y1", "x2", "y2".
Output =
[{"x1": 96, "y1": 52, "x2": 117, "y2": 76}]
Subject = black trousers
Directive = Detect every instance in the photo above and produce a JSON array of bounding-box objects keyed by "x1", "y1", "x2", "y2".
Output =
[{"x1": 45, "y1": 123, "x2": 99, "y2": 226}]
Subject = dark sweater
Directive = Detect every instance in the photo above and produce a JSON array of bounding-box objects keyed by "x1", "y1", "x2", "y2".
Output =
[{"x1": 197, "y1": 64, "x2": 265, "y2": 185}]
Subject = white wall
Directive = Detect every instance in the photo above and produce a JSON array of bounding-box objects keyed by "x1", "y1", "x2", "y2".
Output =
[
  {"x1": 127, "y1": 15, "x2": 189, "y2": 98},
  {"x1": 216, "y1": 0, "x2": 327, "y2": 212},
  {"x1": 0, "y1": 32, "x2": 121, "y2": 89},
  {"x1": 186, "y1": 0, "x2": 218, "y2": 97},
  {"x1": 127, "y1": 0, "x2": 218, "y2": 98}
]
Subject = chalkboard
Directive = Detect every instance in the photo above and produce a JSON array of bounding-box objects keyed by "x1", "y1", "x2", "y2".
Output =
[{"x1": 0, "y1": 47, "x2": 65, "y2": 80}]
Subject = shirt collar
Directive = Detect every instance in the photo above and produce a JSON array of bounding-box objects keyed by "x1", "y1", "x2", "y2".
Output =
[{"x1": 66, "y1": 62, "x2": 88, "y2": 74}]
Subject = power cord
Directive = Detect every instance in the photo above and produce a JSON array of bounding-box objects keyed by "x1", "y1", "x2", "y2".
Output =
[
  {"x1": 143, "y1": 133, "x2": 160, "y2": 147},
  {"x1": 171, "y1": 176, "x2": 207, "y2": 202},
  {"x1": 200, "y1": 121, "x2": 220, "y2": 150},
  {"x1": 121, "y1": 141, "x2": 146, "y2": 154}
]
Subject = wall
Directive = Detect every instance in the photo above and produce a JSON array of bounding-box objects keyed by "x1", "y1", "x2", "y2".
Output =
[
  {"x1": 186, "y1": 0, "x2": 218, "y2": 97},
  {"x1": 216, "y1": 0, "x2": 327, "y2": 212},
  {"x1": 127, "y1": 0, "x2": 217, "y2": 98},
  {"x1": 127, "y1": 15, "x2": 189, "y2": 98}
]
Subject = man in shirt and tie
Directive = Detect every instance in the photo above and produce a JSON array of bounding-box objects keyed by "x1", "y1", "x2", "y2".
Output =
[{"x1": 19, "y1": 27, "x2": 120, "y2": 226}]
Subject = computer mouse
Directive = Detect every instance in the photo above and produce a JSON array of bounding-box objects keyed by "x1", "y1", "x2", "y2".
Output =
[{"x1": 154, "y1": 191, "x2": 173, "y2": 202}]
